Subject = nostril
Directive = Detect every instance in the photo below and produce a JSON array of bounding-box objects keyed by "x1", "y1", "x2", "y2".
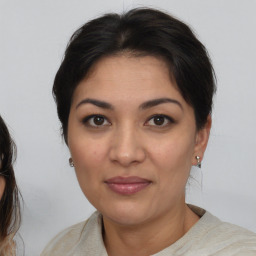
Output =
[
  {"x1": 109, "y1": 145, "x2": 146, "y2": 167},
  {"x1": 108, "y1": 129, "x2": 146, "y2": 166}
]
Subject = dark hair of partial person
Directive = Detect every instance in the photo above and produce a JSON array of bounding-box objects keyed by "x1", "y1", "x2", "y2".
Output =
[
  {"x1": 52, "y1": 7, "x2": 216, "y2": 143},
  {"x1": 0, "y1": 115, "x2": 21, "y2": 253}
]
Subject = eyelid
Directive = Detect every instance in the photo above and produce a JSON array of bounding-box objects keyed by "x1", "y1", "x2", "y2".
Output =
[
  {"x1": 81, "y1": 114, "x2": 111, "y2": 127},
  {"x1": 145, "y1": 114, "x2": 175, "y2": 127}
]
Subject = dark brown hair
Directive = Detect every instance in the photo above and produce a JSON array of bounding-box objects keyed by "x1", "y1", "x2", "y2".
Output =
[
  {"x1": 53, "y1": 8, "x2": 216, "y2": 142},
  {"x1": 0, "y1": 115, "x2": 21, "y2": 254}
]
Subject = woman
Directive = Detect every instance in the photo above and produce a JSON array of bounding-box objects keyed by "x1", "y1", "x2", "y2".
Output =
[
  {"x1": 0, "y1": 115, "x2": 21, "y2": 255},
  {"x1": 42, "y1": 8, "x2": 256, "y2": 255}
]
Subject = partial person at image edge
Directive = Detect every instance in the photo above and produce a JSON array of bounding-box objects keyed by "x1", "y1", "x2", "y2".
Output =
[{"x1": 0, "y1": 115, "x2": 22, "y2": 256}]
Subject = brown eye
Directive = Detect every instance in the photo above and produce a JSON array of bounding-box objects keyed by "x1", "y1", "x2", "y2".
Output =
[
  {"x1": 82, "y1": 115, "x2": 111, "y2": 127},
  {"x1": 153, "y1": 116, "x2": 165, "y2": 126},
  {"x1": 145, "y1": 115, "x2": 174, "y2": 127},
  {"x1": 82, "y1": 115, "x2": 111, "y2": 128},
  {"x1": 93, "y1": 116, "x2": 104, "y2": 125}
]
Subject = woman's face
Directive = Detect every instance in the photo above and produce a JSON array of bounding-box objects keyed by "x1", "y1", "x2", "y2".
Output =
[{"x1": 68, "y1": 55, "x2": 210, "y2": 225}]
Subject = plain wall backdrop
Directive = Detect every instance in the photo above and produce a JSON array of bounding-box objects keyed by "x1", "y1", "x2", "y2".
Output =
[{"x1": 0, "y1": 0, "x2": 256, "y2": 255}]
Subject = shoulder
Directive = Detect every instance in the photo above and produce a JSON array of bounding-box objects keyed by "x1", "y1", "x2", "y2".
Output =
[
  {"x1": 40, "y1": 221, "x2": 88, "y2": 256},
  {"x1": 40, "y1": 212, "x2": 98, "y2": 256},
  {"x1": 188, "y1": 206, "x2": 256, "y2": 255},
  {"x1": 202, "y1": 211, "x2": 256, "y2": 238},
  {"x1": 169, "y1": 205, "x2": 256, "y2": 255},
  {"x1": 205, "y1": 218, "x2": 256, "y2": 254}
]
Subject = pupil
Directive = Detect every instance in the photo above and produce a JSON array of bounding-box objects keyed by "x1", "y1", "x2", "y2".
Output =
[
  {"x1": 154, "y1": 116, "x2": 164, "y2": 125},
  {"x1": 94, "y1": 116, "x2": 104, "y2": 125}
]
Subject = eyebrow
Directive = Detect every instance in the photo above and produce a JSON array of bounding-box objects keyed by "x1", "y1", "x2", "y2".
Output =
[
  {"x1": 76, "y1": 97, "x2": 183, "y2": 110},
  {"x1": 76, "y1": 98, "x2": 113, "y2": 110},
  {"x1": 139, "y1": 98, "x2": 183, "y2": 110}
]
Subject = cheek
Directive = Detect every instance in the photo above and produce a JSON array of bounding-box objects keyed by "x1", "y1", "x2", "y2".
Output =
[
  {"x1": 68, "y1": 136, "x2": 109, "y2": 191},
  {"x1": 149, "y1": 134, "x2": 195, "y2": 168},
  {"x1": 0, "y1": 177, "x2": 6, "y2": 199},
  {"x1": 151, "y1": 142, "x2": 194, "y2": 201},
  {"x1": 70, "y1": 137, "x2": 106, "y2": 166},
  {"x1": 148, "y1": 133, "x2": 196, "y2": 194}
]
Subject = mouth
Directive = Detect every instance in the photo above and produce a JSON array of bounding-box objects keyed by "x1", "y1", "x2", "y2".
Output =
[{"x1": 104, "y1": 176, "x2": 152, "y2": 195}]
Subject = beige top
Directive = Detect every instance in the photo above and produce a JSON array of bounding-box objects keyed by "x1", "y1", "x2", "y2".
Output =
[{"x1": 41, "y1": 205, "x2": 256, "y2": 256}]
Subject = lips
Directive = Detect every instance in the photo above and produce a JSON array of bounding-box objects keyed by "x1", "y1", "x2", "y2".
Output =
[{"x1": 105, "y1": 176, "x2": 151, "y2": 195}]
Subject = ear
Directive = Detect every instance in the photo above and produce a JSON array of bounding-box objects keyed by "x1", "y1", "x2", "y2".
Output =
[{"x1": 191, "y1": 115, "x2": 212, "y2": 166}]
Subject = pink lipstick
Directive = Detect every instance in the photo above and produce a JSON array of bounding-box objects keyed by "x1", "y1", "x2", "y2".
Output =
[{"x1": 105, "y1": 176, "x2": 151, "y2": 195}]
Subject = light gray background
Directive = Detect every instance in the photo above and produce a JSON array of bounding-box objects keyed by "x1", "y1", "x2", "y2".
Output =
[{"x1": 0, "y1": 0, "x2": 256, "y2": 255}]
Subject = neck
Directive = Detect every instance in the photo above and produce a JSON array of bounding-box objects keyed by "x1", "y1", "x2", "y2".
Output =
[{"x1": 103, "y1": 203, "x2": 199, "y2": 256}]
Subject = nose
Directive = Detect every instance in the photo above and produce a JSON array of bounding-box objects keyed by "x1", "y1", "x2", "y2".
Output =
[{"x1": 109, "y1": 126, "x2": 146, "y2": 167}]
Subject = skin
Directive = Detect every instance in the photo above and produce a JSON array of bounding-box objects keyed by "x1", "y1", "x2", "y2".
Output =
[
  {"x1": 68, "y1": 55, "x2": 211, "y2": 256},
  {"x1": 0, "y1": 176, "x2": 5, "y2": 199}
]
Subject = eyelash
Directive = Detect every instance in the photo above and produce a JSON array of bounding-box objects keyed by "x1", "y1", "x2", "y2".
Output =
[
  {"x1": 82, "y1": 115, "x2": 111, "y2": 127},
  {"x1": 145, "y1": 114, "x2": 175, "y2": 127},
  {"x1": 81, "y1": 114, "x2": 175, "y2": 128}
]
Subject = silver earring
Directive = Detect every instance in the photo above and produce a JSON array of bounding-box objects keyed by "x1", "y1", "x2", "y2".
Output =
[
  {"x1": 196, "y1": 156, "x2": 201, "y2": 168},
  {"x1": 69, "y1": 158, "x2": 74, "y2": 167}
]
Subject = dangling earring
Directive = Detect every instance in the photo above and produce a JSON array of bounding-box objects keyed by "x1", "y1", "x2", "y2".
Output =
[
  {"x1": 69, "y1": 157, "x2": 74, "y2": 167},
  {"x1": 196, "y1": 156, "x2": 201, "y2": 168}
]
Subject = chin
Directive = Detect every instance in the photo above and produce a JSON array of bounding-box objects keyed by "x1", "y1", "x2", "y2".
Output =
[{"x1": 100, "y1": 202, "x2": 151, "y2": 226}]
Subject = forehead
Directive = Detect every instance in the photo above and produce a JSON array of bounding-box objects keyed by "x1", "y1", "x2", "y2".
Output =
[{"x1": 72, "y1": 55, "x2": 185, "y2": 106}]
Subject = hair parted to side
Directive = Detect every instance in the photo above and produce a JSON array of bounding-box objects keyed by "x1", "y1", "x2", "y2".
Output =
[
  {"x1": 0, "y1": 115, "x2": 21, "y2": 255},
  {"x1": 53, "y1": 8, "x2": 216, "y2": 143}
]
